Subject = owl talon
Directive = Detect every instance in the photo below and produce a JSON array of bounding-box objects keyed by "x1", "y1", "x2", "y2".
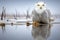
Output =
[{"x1": 32, "y1": 21, "x2": 40, "y2": 27}]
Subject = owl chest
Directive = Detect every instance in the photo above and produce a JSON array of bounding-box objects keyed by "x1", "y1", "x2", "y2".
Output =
[{"x1": 38, "y1": 12, "x2": 48, "y2": 18}]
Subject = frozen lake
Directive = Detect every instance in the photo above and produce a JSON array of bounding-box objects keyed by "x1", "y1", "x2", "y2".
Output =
[{"x1": 0, "y1": 18, "x2": 60, "y2": 40}]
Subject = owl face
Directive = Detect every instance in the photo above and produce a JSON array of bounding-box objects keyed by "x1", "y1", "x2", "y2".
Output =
[
  {"x1": 34, "y1": 2, "x2": 46, "y2": 13},
  {"x1": 35, "y1": 2, "x2": 46, "y2": 9}
]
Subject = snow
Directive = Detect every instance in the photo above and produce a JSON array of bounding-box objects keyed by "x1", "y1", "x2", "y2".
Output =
[{"x1": 0, "y1": 18, "x2": 32, "y2": 24}]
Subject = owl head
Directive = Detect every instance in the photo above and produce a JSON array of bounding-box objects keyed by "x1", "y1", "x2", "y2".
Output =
[{"x1": 34, "y1": 2, "x2": 46, "y2": 13}]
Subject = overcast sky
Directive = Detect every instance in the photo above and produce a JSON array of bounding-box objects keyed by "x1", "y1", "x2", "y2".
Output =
[{"x1": 0, "y1": 0, "x2": 60, "y2": 15}]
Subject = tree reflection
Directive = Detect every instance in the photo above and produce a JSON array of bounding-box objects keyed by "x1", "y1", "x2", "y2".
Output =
[{"x1": 0, "y1": 24, "x2": 5, "y2": 33}]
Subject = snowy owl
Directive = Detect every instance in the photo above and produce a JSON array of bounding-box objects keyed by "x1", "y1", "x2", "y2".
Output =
[{"x1": 32, "y1": 2, "x2": 54, "y2": 23}]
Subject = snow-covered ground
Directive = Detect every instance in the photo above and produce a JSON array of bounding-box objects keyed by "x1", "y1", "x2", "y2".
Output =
[{"x1": 0, "y1": 18, "x2": 32, "y2": 25}]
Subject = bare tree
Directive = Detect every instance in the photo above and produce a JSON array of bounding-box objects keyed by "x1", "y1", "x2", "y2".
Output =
[{"x1": 1, "y1": 6, "x2": 6, "y2": 20}]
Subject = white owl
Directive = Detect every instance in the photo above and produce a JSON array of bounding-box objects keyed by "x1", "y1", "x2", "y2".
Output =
[{"x1": 32, "y1": 2, "x2": 54, "y2": 23}]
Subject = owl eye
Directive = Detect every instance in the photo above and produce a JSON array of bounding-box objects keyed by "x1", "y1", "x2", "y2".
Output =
[
  {"x1": 37, "y1": 4, "x2": 40, "y2": 6},
  {"x1": 42, "y1": 4, "x2": 44, "y2": 6}
]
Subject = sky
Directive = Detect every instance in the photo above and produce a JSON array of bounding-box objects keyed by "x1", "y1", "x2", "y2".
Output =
[{"x1": 0, "y1": 0, "x2": 60, "y2": 15}]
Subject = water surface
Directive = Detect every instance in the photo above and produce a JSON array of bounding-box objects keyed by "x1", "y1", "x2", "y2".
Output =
[{"x1": 0, "y1": 18, "x2": 60, "y2": 40}]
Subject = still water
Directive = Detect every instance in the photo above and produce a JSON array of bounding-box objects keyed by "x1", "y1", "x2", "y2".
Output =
[{"x1": 0, "y1": 18, "x2": 60, "y2": 40}]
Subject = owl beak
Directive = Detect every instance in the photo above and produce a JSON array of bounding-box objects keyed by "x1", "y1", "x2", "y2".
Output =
[{"x1": 40, "y1": 7, "x2": 42, "y2": 9}]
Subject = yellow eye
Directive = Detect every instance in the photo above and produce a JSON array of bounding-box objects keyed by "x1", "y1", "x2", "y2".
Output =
[
  {"x1": 37, "y1": 4, "x2": 40, "y2": 6},
  {"x1": 42, "y1": 4, "x2": 44, "y2": 6}
]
